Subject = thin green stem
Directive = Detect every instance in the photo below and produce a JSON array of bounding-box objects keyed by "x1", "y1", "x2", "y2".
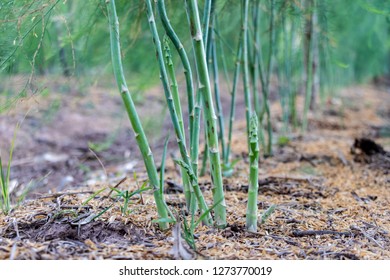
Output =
[
  {"x1": 210, "y1": 29, "x2": 226, "y2": 165},
  {"x1": 302, "y1": 0, "x2": 316, "y2": 132},
  {"x1": 106, "y1": 0, "x2": 170, "y2": 230},
  {"x1": 252, "y1": 1, "x2": 261, "y2": 125},
  {"x1": 157, "y1": 0, "x2": 195, "y2": 145},
  {"x1": 259, "y1": 0, "x2": 274, "y2": 156},
  {"x1": 242, "y1": 0, "x2": 252, "y2": 150},
  {"x1": 191, "y1": 89, "x2": 203, "y2": 178},
  {"x1": 200, "y1": 140, "x2": 208, "y2": 177},
  {"x1": 246, "y1": 113, "x2": 259, "y2": 232},
  {"x1": 252, "y1": 0, "x2": 266, "y2": 151},
  {"x1": 209, "y1": 12, "x2": 226, "y2": 164},
  {"x1": 202, "y1": 0, "x2": 213, "y2": 51},
  {"x1": 186, "y1": 0, "x2": 227, "y2": 228},
  {"x1": 225, "y1": 36, "x2": 242, "y2": 166},
  {"x1": 145, "y1": 0, "x2": 212, "y2": 225},
  {"x1": 281, "y1": 12, "x2": 291, "y2": 134},
  {"x1": 163, "y1": 36, "x2": 193, "y2": 210}
]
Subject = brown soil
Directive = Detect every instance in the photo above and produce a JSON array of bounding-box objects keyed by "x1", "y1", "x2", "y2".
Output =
[{"x1": 0, "y1": 76, "x2": 389, "y2": 259}]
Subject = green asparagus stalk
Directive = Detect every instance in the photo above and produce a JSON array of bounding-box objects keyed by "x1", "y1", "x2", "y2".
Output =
[
  {"x1": 208, "y1": 2, "x2": 224, "y2": 155},
  {"x1": 242, "y1": 0, "x2": 252, "y2": 150},
  {"x1": 251, "y1": 0, "x2": 266, "y2": 151},
  {"x1": 287, "y1": 5, "x2": 298, "y2": 128},
  {"x1": 162, "y1": 36, "x2": 193, "y2": 210},
  {"x1": 186, "y1": 0, "x2": 227, "y2": 228},
  {"x1": 246, "y1": 113, "x2": 259, "y2": 232},
  {"x1": 281, "y1": 11, "x2": 292, "y2": 133},
  {"x1": 252, "y1": 0, "x2": 261, "y2": 127},
  {"x1": 258, "y1": 0, "x2": 274, "y2": 156},
  {"x1": 202, "y1": 0, "x2": 214, "y2": 51},
  {"x1": 106, "y1": 0, "x2": 170, "y2": 230},
  {"x1": 145, "y1": 0, "x2": 212, "y2": 225},
  {"x1": 200, "y1": 0, "x2": 217, "y2": 178},
  {"x1": 191, "y1": 91, "x2": 203, "y2": 178},
  {"x1": 157, "y1": 0, "x2": 195, "y2": 144},
  {"x1": 210, "y1": 33, "x2": 226, "y2": 166},
  {"x1": 199, "y1": 138, "x2": 208, "y2": 177},
  {"x1": 163, "y1": 37, "x2": 185, "y2": 138},
  {"x1": 302, "y1": 0, "x2": 315, "y2": 132},
  {"x1": 266, "y1": 0, "x2": 275, "y2": 155},
  {"x1": 156, "y1": 0, "x2": 201, "y2": 180},
  {"x1": 224, "y1": 36, "x2": 242, "y2": 168}
]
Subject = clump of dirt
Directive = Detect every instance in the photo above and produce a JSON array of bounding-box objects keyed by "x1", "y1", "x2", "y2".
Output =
[
  {"x1": 351, "y1": 137, "x2": 390, "y2": 172},
  {"x1": 5, "y1": 220, "x2": 133, "y2": 245},
  {"x1": 352, "y1": 138, "x2": 386, "y2": 155}
]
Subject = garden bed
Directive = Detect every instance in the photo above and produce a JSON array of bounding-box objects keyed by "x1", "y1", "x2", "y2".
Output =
[{"x1": 0, "y1": 82, "x2": 389, "y2": 260}]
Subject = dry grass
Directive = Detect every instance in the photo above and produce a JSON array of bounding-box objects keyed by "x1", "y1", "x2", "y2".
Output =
[{"x1": 0, "y1": 85, "x2": 389, "y2": 260}]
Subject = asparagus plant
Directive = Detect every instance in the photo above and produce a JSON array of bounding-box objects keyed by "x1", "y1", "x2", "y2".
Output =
[
  {"x1": 287, "y1": 5, "x2": 299, "y2": 128},
  {"x1": 242, "y1": 0, "x2": 252, "y2": 150},
  {"x1": 278, "y1": 7, "x2": 292, "y2": 134},
  {"x1": 251, "y1": 0, "x2": 262, "y2": 127},
  {"x1": 162, "y1": 36, "x2": 193, "y2": 210},
  {"x1": 246, "y1": 113, "x2": 259, "y2": 232},
  {"x1": 186, "y1": 0, "x2": 227, "y2": 228},
  {"x1": 256, "y1": 0, "x2": 275, "y2": 156},
  {"x1": 163, "y1": 37, "x2": 185, "y2": 143},
  {"x1": 202, "y1": 0, "x2": 214, "y2": 52},
  {"x1": 251, "y1": 0, "x2": 266, "y2": 150},
  {"x1": 199, "y1": 0, "x2": 216, "y2": 177},
  {"x1": 106, "y1": 0, "x2": 171, "y2": 230},
  {"x1": 199, "y1": 138, "x2": 209, "y2": 177},
  {"x1": 156, "y1": 0, "x2": 202, "y2": 184},
  {"x1": 302, "y1": 0, "x2": 316, "y2": 132},
  {"x1": 264, "y1": 0, "x2": 275, "y2": 156},
  {"x1": 207, "y1": 8, "x2": 227, "y2": 168},
  {"x1": 224, "y1": 34, "x2": 242, "y2": 174},
  {"x1": 210, "y1": 41, "x2": 226, "y2": 164},
  {"x1": 157, "y1": 0, "x2": 195, "y2": 143},
  {"x1": 145, "y1": 0, "x2": 212, "y2": 225}
]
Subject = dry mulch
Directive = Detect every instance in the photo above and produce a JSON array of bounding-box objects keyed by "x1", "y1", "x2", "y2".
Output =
[{"x1": 0, "y1": 84, "x2": 389, "y2": 260}]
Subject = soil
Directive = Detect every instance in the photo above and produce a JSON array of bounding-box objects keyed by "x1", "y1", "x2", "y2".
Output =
[{"x1": 0, "y1": 75, "x2": 389, "y2": 260}]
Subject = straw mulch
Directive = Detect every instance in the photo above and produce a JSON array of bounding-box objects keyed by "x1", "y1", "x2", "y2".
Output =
[{"x1": 0, "y1": 85, "x2": 389, "y2": 259}]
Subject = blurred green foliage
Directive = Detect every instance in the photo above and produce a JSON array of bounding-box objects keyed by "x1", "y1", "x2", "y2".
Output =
[{"x1": 0, "y1": 0, "x2": 389, "y2": 88}]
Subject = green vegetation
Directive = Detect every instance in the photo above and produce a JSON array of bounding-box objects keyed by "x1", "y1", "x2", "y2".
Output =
[
  {"x1": 246, "y1": 113, "x2": 259, "y2": 232},
  {"x1": 186, "y1": 0, "x2": 227, "y2": 228},
  {"x1": 146, "y1": 0, "x2": 212, "y2": 225},
  {"x1": 106, "y1": 0, "x2": 171, "y2": 230},
  {"x1": 0, "y1": 124, "x2": 18, "y2": 214},
  {"x1": 0, "y1": 0, "x2": 389, "y2": 239}
]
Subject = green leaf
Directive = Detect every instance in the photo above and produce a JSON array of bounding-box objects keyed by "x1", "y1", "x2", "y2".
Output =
[
  {"x1": 110, "y1": 185, "x2": 152, "y2": 199},
  {"x1": 93, "y1": 205, "x2": 113, "y2": 220},
  {"x1": 152, "y1": 217, "x2": 176, "y2": 224},
  {"x1": 82, "y1": 187, "x2": 107, "y2": 206},
  {"x1": 260, "y1": 205, "x2": 276, "y2": 225},
  {"x1": 194, "y1": 197, "x2": 224, "y2": 229},
  {"x1": 0, "y1": 157, "x2": 5, "y2": 192}
]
